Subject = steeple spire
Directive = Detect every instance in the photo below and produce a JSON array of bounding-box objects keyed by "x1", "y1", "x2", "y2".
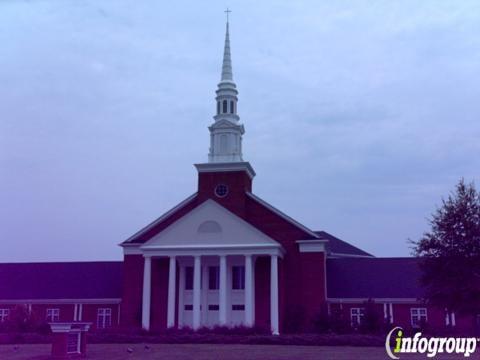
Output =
[
  {"x1": 207, "y1": 13, "x2": 245, "y2": 163},
  {"x1": 221, "y1": 20, "x2": 233, "y2": 82}
]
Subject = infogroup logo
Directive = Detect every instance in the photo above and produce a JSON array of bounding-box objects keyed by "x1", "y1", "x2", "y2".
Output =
[{"x1": 385, "y1": 327, "x2": 478, "y2": 359}]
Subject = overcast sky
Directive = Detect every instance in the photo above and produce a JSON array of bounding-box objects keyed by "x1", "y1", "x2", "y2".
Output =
[{"x1": 1, "y1": 0, "x2": 479, "y2": 262}]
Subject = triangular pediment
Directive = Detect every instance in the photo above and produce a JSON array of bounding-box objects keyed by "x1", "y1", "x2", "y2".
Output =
[{"x1": 141, "y1": 199, "x2": 279, "y2": 249}]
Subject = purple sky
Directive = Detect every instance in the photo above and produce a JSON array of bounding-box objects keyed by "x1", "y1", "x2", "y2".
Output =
[{"x1": 1, "y1": 1, "x2": 480, "y2": 262}]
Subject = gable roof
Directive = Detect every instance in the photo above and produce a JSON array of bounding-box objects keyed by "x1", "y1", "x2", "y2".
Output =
[
  {"x1": 141, "y1": 199, "x2": 281, "y2": 251},
  {"x1": 123, "y1": 190, "x2": 320, "y2": 246},
  {"x1": 246, "y1": 192, "x2": 319, "y2": 240},
  {"x1": 326, "y1": 257, "x2": 424, "y2": 299},
  {"x1": 0, "y1": 262, "x2": 122, "y2": 301},
  {"x1": 315, "y1": 231, "x2": 373, "y2": 257},
  {"x1": 122, "y1": 193, "x2": 198, "y2": 245}
]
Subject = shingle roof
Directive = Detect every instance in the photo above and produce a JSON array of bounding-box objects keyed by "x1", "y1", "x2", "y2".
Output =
[
  {"x1": 315, "y1": 231, "x2": 373, "y2": 257},
  {"x1": 0, "y1": 262, "x2": 122, "y2": 300},
  {"x1": 327, "y1": 257, "x2": 424, "y2": 299}
]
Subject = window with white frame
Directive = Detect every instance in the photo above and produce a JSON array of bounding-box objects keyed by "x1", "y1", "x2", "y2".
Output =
[
  {"x1": 232, "y1": 266, "x2": 245, "y2": 290},
  {"x1": 97, "y1": 308, "x2": 112, "y2": 329},
  {"x1": 46, "y1": 308, "x2": 60, "y2": 322},
  {"x1": 350, "y1": 308, "x2": 364, "y2": 327},
  {"x1": 411, "y1": 308, "x2": 427, "y2": 328},
  {"x1": 0, "y1": 309, "x2": 9, "y2": 322}
]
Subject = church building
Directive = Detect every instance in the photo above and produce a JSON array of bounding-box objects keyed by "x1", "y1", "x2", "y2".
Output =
[{"x1": 0, "y1": 21, "x2": 478, "y2": 335}]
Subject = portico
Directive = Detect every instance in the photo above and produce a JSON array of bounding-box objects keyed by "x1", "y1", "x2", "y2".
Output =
[
  {"x1": 138, "y1": 200, "x2": 284, "y2": 334},
  {"x1": 140, "y1": 251, "x2": 280, "y2": 334}
]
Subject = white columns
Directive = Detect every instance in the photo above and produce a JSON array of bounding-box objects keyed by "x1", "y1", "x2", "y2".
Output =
[
  {"x1": 245, "y1": 255, "x2": 254, "y2": 326},
  {"x1": 201, "y1": 262, "x2": 209, "y2": 324},
  {"x1": 178, "y1": 266, "x2": 185, "y2": 327},
  {"x1": 142, "y1": 256, "x2": 152, "y2": 331},
  {"x1": 270, "y1": 255, "x2": 279, "y2": 335},
  {"x1": 193, "y1": 255, "x2": 202, "y2": 330},
  {"x1": 167, "y1": 256, "x2": 176, "y2": 328},
  {"x1": 219, "y1": 255, "x2": 227, "y2": 325}
]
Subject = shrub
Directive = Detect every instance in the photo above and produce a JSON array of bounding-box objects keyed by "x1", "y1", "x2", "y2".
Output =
[
  {"x1": 329, "y1": 307, "x2": 351, "y2": 334},
  {"x1": 1, "y1": 305, "x2": 47, "y2": 333},
  {"x1": 312, "y1": 303, "x2": 331, "y2": 333},
  {"x1": 360, "y1": 299, "x2": 382, "y2": 334},
  {"x1": 284, "y1": 305, "x2": 306, "y2": 333}
]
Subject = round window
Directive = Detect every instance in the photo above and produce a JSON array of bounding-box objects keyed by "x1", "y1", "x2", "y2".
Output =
[{"x1": 214, "y1": 184, "x2": 229, "y2": 198}]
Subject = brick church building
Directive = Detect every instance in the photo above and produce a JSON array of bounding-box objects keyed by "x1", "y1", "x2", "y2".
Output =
[{"x1": 0, "y1": 21, "x2": 478, "y2": 335}]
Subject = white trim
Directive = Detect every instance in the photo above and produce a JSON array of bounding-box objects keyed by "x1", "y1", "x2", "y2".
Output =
[
  {"x1": 445, "y1": 310, "x2": 456, "y2": 327},
  {"x1": 74, "y1": 304, "x2": 78, "y2": 321},
  {"x1": 140, "y1": 199, "x2": 284, "y2": 254},
  {"x1": 383, "y1": 302, "x2": 394, "y2": 323},
  {"x1": 297, "y1": 239, "x2": 328, "y2": 252},
  {"x1": 167, "y1": 256, "x2": 177, "y2": 328},
  {"x1": 122, "y1": 245, "x2": 142, "y2": 255},
  {"x1": 195, "y1": 162, "x2": 256, "y2": 179},
  {"x1": 178, "y1": 265, "x2": 185, "y2": 327},
  {"x1": 328, "y1": 252, "x2": 374, "y2": 258},
  {"x1": 327, "y1": 298, "x2": 420, "y2": 303},
  {"x1": 78, "y1": 304, "x2": 83, "y2": 321},
  {"x1": 246, "y1": 192, "x2": 319, "y2": 239},
  {"x1": 201, "y1": 261, "x2": 208, "y2": 324},
  {"x1": 193, "y1": 255, "x2": 201, "y2": 330},
  {"x1": 270, "y1": 255, "x2": 279, "y2": 335},
  {"x1": 219, "y1": 255, "x2": 227, "y2": 325},
  {"x1": 142, "y1": 243, "x2": 282, "y2": 250},
  {"x1": 120, "y1": 193, "x2": 198, "y2": 245},
  {"x1": 140, "y1": 247, "x2": 284, "y2": 258},
  {"x1": 244, "y1": 255, "x2": 254, "y2": 326},
  {"x1": 142, "y1": 256, "x2": 152, "y2": 331},
  {"x1": 0, "y1": 298, "x2": 121, "y2": 304},
  {"x1": 49, "y1": 322, "x2": 91, "y2": 333}
]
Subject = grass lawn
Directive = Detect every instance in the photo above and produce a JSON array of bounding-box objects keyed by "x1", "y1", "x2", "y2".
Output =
[{"x1": 0, "y1": 343, "x2": 466, "y2": 359}]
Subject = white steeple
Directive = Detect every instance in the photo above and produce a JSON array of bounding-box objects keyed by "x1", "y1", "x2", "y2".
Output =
[{"x1": 208, "y1": 17, "x2": 245, "y2": 163}]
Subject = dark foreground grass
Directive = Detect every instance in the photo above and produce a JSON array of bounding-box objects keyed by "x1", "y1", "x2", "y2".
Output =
[
  {"x1": 0, "y1": 343, "x2": 467, "y2": 360},
  {"x1": 1, "y1": 332, "x2": 386, "y2": 347}
]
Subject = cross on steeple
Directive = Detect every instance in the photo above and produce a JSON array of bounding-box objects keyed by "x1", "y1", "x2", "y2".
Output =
[{"x1": 224, "y1": 8, "x2": 231, "y2": 23}]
